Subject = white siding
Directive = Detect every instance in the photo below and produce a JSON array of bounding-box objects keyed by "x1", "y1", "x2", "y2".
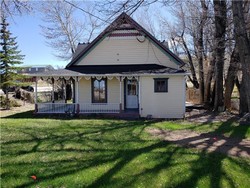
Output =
[
  {"x1": 78, "y1": 77, "x2": 124, "y2": 110},
  {"x1": 140, "y1": 75, "x2": 185, "y2": 118},
  {"x1": 76, "y1": 38, "x2": 179, "y2": 69},
  {"x1": 78, "y1": 78, "x2": 91, "y2": 103}
]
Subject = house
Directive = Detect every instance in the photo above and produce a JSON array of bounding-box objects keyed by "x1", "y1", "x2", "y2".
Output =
[
  {"x1": 18, "y1": 65, "x2": 54, "y2": 74},
  {"x1": 31, "y1": 13, "x2": 188, "y2": 118}
]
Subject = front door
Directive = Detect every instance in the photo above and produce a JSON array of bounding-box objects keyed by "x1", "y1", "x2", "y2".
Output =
[{"x1": 126, "y1": 79, "x2": 138, "y2": 109}]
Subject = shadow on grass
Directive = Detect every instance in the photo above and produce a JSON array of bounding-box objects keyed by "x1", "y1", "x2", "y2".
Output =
[
  {"x1": 2, "y1": 110, "x2": 142, "y2": 121},
  {"x1": 1, "y1": 117, "x2": 249, "y2": 188},
  {"x1": 2, "y1": 110, "x2": 35, "y2": 119},
  {"x1": 153, "y1": 117, "x2": 250, "y2": 188}
]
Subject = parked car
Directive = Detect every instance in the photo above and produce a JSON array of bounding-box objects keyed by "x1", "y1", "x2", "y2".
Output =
[
  {"x1": 2, "y1": 86, "x2": 34, "y2": 94},
  {"x1": 2, "y1": 86, "x2": 16, "y2": 94},
  {"x1": 21, "y1": 86, "x2": 34, "y2": 92}
]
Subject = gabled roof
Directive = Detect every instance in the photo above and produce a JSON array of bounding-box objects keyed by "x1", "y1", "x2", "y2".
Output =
[
  {"x1": 67, "y1": 64, "x2": 185, "y2": 74},
  {"x1": 28, "y1": 64, "x2": 186, "y2": 77},
  {"x1": 66, "y1": 12, "x2": 185, "y2": 68}
]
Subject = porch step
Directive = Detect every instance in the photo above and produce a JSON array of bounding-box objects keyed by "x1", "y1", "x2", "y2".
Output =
[
  {"x1": 118, "y1": 112, "x2": 140, "y2": 120},
  {"x1": 80, "y1": 112, "x2": 140, "y2": 120}
]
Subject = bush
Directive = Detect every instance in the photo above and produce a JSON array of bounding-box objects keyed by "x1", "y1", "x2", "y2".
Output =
[
  {"x1": 0, "y1": 95, "x2": 21, "y2": 108},
  {"x1": 15, "y1": 89, "x2": 34, "y2": 103}
]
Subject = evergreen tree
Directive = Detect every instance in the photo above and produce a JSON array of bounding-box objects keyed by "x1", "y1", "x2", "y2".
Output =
[{"x1": 0, "y1": 15, "x2": 24, "y2": 109}]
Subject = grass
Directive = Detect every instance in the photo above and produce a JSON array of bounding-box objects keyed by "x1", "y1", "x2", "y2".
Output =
[{"x1": 1, "y1": 112, "x2": 250, "y2": 188}]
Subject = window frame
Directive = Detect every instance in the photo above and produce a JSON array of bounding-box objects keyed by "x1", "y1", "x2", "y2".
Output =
[
  {"x1": 154, "y1": 78, "x2": 169, "y2": 93},
  {"x1": 91, "y1": 78, "x2": 107, "y2": 103}
]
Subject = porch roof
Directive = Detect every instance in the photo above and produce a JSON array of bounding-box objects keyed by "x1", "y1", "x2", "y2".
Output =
[{"x1": 28, "y1": 64, "x2": 187, "y2": 77}]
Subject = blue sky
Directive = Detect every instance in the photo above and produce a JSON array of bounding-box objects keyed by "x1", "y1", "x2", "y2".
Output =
[
  {"x1": 9, "y1": 13, "x2": 67, "y2": 68},
  {"x1": 8, "y1": 2, "x2": 173, "y2": 69}
]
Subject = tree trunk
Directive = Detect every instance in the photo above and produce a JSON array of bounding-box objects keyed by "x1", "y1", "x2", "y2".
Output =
[
  {"x1": 196, "y1": 0, "x2": 208, "y2": 104},
  {"x1": 5, "y1": 90, "x2": 10, "y2": 110},
  {"x1": 224, "y1": 47, "x2": 240, "y2": 111},
  {"x1": 213, "y1": 0, "x2": 227, "y2": 111},
  {"x1": 182, "y1": 37, "x2": 199, "y2": 89},
  {"x1": 204, "y1": 51, "x2": 216, "y2": 104},
  {"x1": 232, "y1": 0, "x2": 250, "y2": 114}
]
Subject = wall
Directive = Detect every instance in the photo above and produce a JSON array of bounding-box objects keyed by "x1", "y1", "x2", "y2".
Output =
[
  {"x1": 140, "y1": 75, "x2": 185, "y2": 118},
  {"x1": 76, "y1": 37, "x2": 179, "y2": 69},
  {"x1": 77, "y1": 77, "x2": 124, "y2": 110}
]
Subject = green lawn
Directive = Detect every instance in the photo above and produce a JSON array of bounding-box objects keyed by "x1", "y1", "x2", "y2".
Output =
[{"x1": 1, "y1": 112, "x2": 250, "y2": 188}]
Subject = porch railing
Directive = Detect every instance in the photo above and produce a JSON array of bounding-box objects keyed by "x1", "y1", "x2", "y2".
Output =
[
  {"x1": 37, "y1": 103, "x2": 77, "y2": 114},
  {"x1": 80, "y1": 103, "x2": 120, "y2": 113},
  {"x1": 36, "y1": 103, "x2": 120, "y2": 114}
]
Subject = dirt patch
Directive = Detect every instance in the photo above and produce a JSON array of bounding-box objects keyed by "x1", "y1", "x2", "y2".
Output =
[
  {"x1": 0, "y1": 97, "x2": 34, "y2": 118},
  {"x1": 147, "y1": 128, "x2": 250, "y2": 158},
  {"x1": 185, "y1": 108, "x2": 239, "y2": 123}
]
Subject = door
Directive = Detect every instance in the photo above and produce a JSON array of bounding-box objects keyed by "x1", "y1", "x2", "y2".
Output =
[{"x1": 126, "y1": 79, "x2": 138, "y2": 109}]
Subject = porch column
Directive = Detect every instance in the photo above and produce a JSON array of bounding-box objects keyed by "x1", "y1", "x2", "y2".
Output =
[
  {"x1": 75, "y1": 77, "x2": 79, "y2": 103},
  {"x1": 76, "y1": 77, "x2": 80, "y2": 114},
  {"x1": 52, "y1": 78, "x2": 55, "y2": 103},
  {"x1": 138, "y1": 76, "x2": 141, "y2": 115},
  {"x1": 34, "y1": 77, "x2": 38, "y2": 113},
  {"x1": 63, "y1": 78, "x2": 66, "y2": 103},
  {"x1": 119, "y1": 77, "x2": 122, "y2": 112}
]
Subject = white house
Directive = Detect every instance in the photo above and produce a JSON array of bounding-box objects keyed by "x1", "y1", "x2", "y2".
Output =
[{"x1": 31, "y1": 13, "x2": 187, "y2": 119}]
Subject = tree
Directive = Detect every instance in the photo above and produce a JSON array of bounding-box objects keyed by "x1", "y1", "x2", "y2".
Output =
[
  {"x1": 0, "y1": 15, "x2": 24, "y2": 109},
  {"x1": 224, "y1": 46, "x2": 240, "y2": 111},
  {"x1": 40, "y1": 1, "x2": 101, "y2": 61},
  {"x1": 232, "y1": 0, "x2": 250, "y2": 114},
  {"x1": 0, "y1": 0, "x2": 32, "y2": 17},
  {"x1": 40, "y1": 0, "x2": 85, "y2": 61},
  {"x1": 213, "y1": 0, "x2": 227, "y2": 111}
]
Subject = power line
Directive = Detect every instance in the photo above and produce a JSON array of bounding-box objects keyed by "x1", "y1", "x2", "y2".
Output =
[{"x1": 63, "y1": 0, "x2": 112, "y2": 24}]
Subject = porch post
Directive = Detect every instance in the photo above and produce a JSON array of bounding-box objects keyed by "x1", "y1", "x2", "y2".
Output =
[
  {"x1": 119, "y1": 77, "x2": 122, "y2": 113},
  {"x1": 63, "y1": 78, "x2": 67, "y2": 103},
  {"x1": 75, "y1": 77, "x2": 79, "y2": 103},
  {"x1": 52, "y1": 77, "x2": 55, "y2": 103},
  {"x1": 76, "y1": 77, "x2": 80, "y2": 114},
  {"x1": 138, "y1": 76, "x2": 141, "y2": 115},
  {"x1": 34, "y1": 77, "x2": 38, "y2": 113}
]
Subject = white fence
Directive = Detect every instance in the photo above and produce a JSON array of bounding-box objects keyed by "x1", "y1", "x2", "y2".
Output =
[
  {"x1": 80, "y1": 103, "x2": 120, "y2": 113},
  {"x1": 36, "y1": 103, "x2": 120, "y2": 114},
  {"x1": 37, "y1": 103, "x2": 77, "y2": 114}
]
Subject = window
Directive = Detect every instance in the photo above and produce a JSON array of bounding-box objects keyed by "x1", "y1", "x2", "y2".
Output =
[
  {"x1": 127, "y1": 80, "x2": 137, "y2": 96},
  {"x1": 154, "y1": 78, "x2": 169, "y2": 92},
  {"x1": 92, "y1": 78, "x2": 107, "y2": 103}
]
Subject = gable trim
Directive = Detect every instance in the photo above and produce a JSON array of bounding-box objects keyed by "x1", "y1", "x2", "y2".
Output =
[{"x1": 66, "y1": 13, "x2": 185, "y2": 68}]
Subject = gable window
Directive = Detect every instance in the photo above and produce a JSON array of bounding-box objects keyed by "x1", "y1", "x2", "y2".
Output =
[
  {"x1": 92, "y1": 78, "x2": 107, "y2": 103},
  {"x1": 154, "y1": 78, "x2": 169, "y2": 92}
]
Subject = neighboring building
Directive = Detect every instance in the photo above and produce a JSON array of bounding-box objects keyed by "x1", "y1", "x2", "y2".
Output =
[
  {"x1": 30, "y1": 13, "x2": 188, "y2": 119},
  {"x1": 18, "y1": 65, "x2": 54, "y2": 74}
]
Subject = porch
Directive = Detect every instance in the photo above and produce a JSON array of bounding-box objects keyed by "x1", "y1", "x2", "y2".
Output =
[
  {"x1": 32, "y1": 71, "x2": 141, "y2": 117},
  {"x1": 36, "y1": 102, "x2": 139, "y2": 118},
  {"x1": 36, "y1": 103, "x2": 120, "y2": 114}
]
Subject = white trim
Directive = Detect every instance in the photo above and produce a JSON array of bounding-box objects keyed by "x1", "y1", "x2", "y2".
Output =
[
  {"x1": 183, "y1": 76, "x2": 186, "y2": 118},
  {"x1": 119, "y1": 77, "x2": 122, "y2": 104},
  {"x1": 52, "y1": 78, "x2": 55, "y2": 102},
  {"x1": 29, "y1": 72, "x2": 190, "y2": 78},
  {"x1": 76, "y1": 78, "x2": 79, "y2": 103},
  {"x1": 35, "y1": 77, "x2": 38, "y2": 104},
  {"x1": 138, "y1": 77, "x2": 141, "y2": 116}
]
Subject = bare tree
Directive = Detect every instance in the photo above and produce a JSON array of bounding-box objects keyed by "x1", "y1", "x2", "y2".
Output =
[
  {"x1": 40, "y1": 1, "x2": 87, "y2": 60},
  {"x1": 232, "y1": 0, "x2": 250, "y2": 114},
  {"x1": 0, "y1": 0, "x2": 32, "y2": 17},
  {"x1": 213, "y1": 0, "x2": 227, "y2": 111},
  {"x1": 224, "y1": 46, "x2": 240, "y2": 111}
]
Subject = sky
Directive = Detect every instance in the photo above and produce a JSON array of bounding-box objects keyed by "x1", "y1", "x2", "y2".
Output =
[
  {"x1": 9, "y1": 13, "x2": 68, "y2": 68},
  {"x1": 7, "y1": 1, "x2": 173, "y2": 69}
]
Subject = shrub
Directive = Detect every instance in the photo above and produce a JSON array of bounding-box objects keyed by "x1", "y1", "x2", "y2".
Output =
[{"x1": 0, "y1": 95, "x2": 21, "y2": 108}]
